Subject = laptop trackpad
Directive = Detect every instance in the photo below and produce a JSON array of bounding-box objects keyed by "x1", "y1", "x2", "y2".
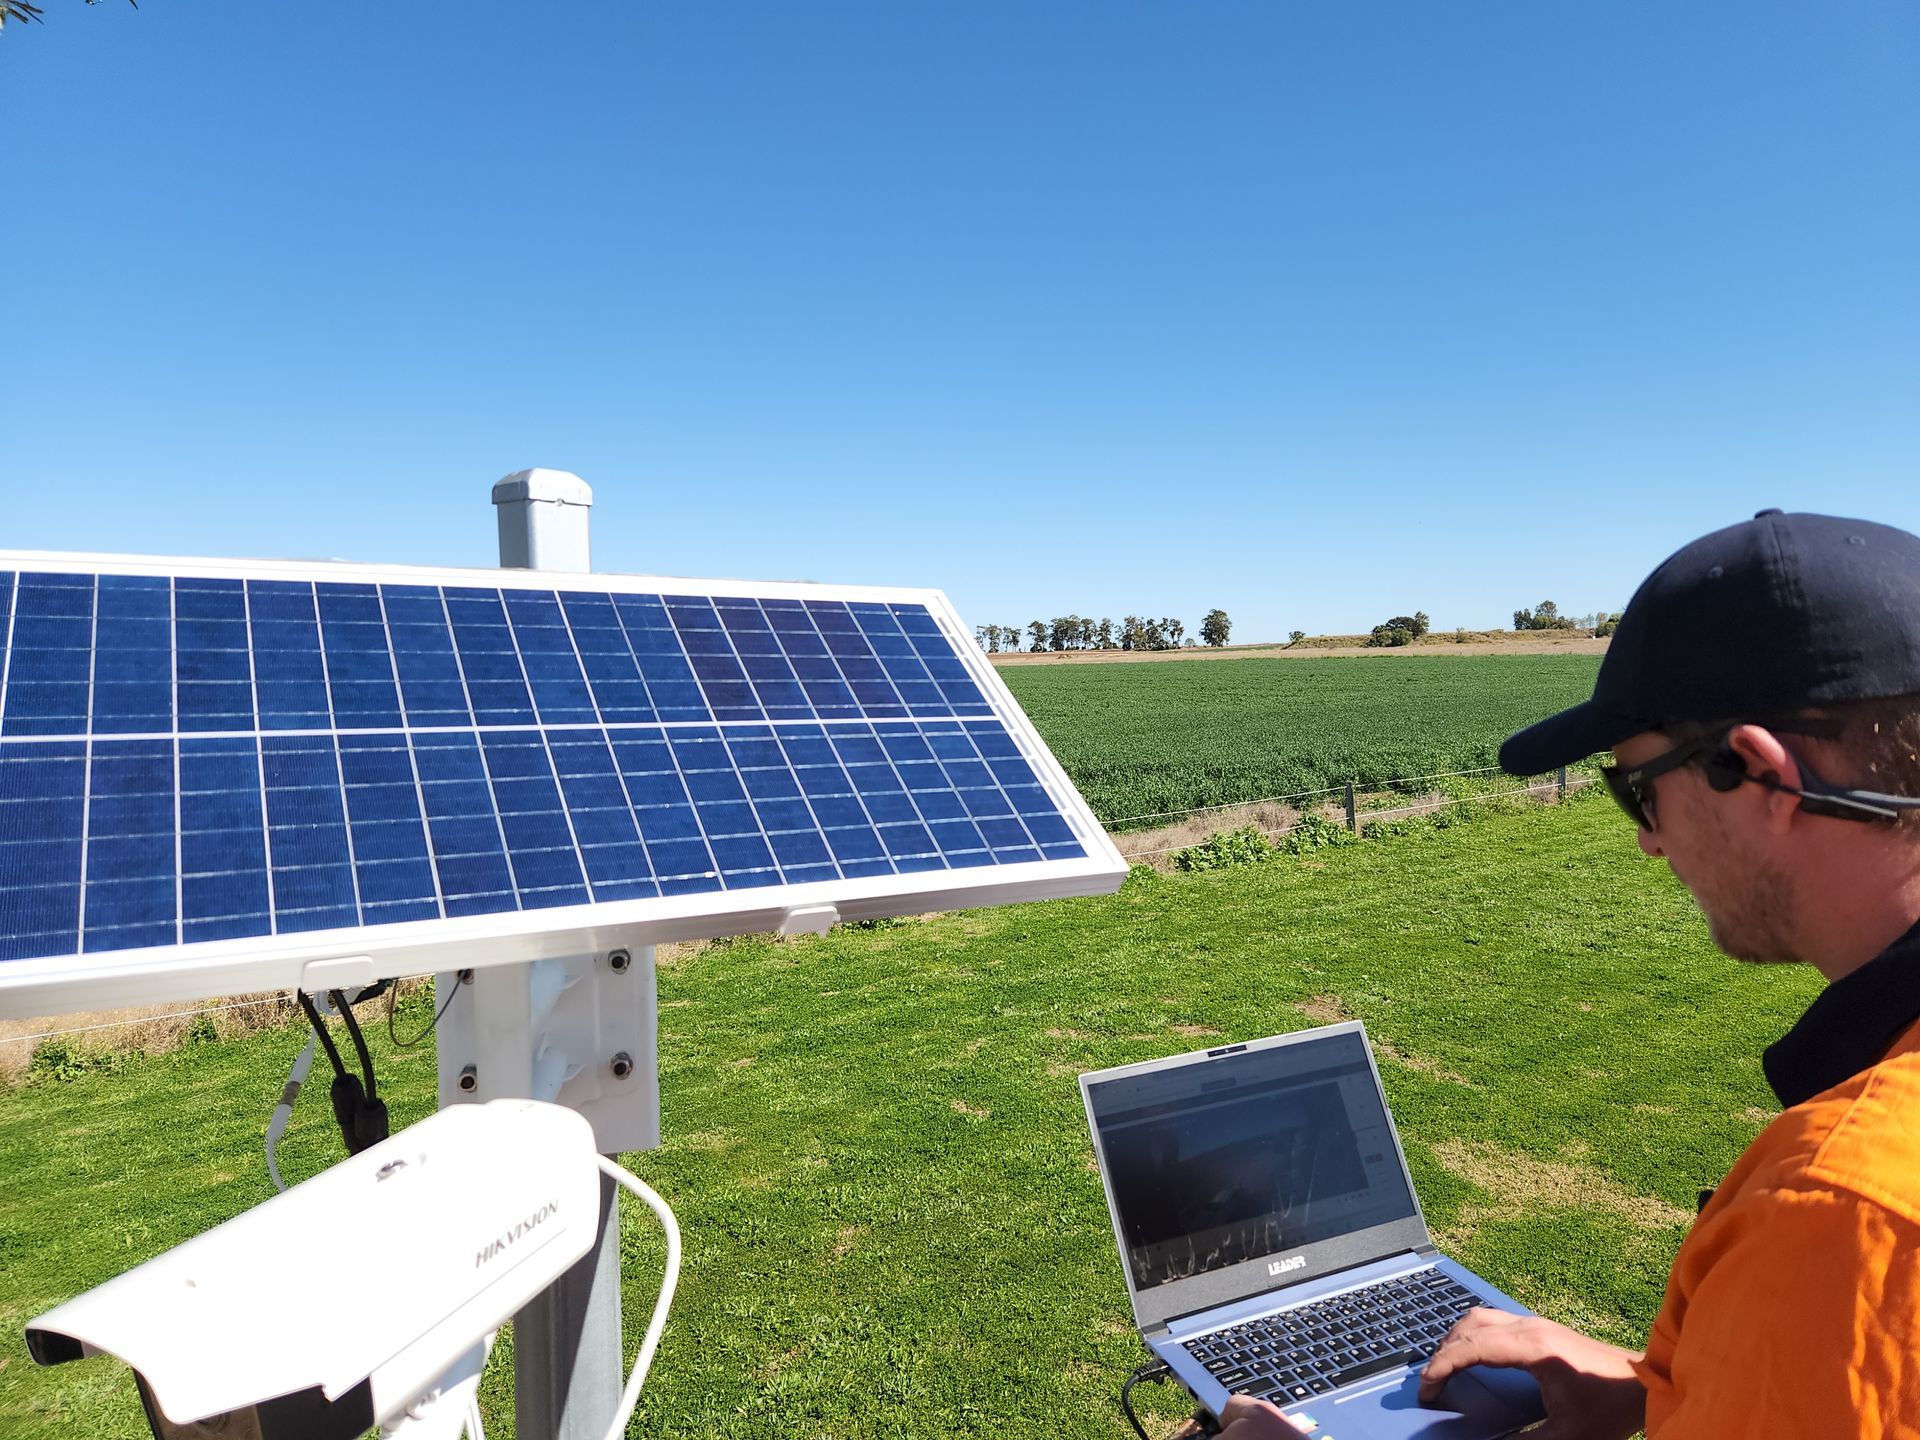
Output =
[{"x1": 1321, "y1": 1366, "x2": 1540, "y2": 1438}]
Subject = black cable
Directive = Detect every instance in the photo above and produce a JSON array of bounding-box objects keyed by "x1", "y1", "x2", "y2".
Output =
[
  {"x1": 1121, "y1": 1359, "x2": 1173, "y2": 1440},
  {"x1": 296, "y1": 988, "x2": 389, "y2": 1156},
  {"x1": 328, "y1": 989, "x2": 377, "y2": 1101},
  {"x1": 296, "y1": 989, "x2": 349, "y2": 1077},
  {"x1": 387, "y1": 971, "x2": 465, "y2": 1050}
]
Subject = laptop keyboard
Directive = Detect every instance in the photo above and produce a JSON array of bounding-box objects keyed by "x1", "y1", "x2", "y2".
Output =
[{"x1": 1182, "y1": 1268, "x2": 1482, "y2": 1405}]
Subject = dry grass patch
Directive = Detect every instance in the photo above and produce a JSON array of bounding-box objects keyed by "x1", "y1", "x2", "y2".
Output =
[
  {"x1": 1432, "y1": 1138, "x2": 1690, "y2": 1250},
  {"x1": 1044, "y1": 1027, "x2": 1094, "y2": 1040},
  {"x1": 0, "y1": 991, "x2": 305, "y2": 1082},
  {"x1": 672, "y1": 1128, "x2": 740, "y2": 1154},
  {"x1": 1170, "y1": 1024, "x2": 1223, "y2": 1038},
  {"x1": 830, "y1": 1225, "x2": 865, "y2": 1260},
  {"x1": 1114, "y1": 800, "x2": 1306, "y2": 867},
  {"x1": 757, "y1": 1347, "x2": 804, "y2": 1381},
  {"x1": 652, "y1": 941, "x2": 699, "y2": 969},
  {"x1": 950, "y1": 1099, "x2": 990, "y2": 1119},
  {"x1": 1297, "y1": 995, "x2": 1352, "y2": 1025},
  {"x1": 1374, "y1": 1037, "x2": 1475, "y2": 1087}
]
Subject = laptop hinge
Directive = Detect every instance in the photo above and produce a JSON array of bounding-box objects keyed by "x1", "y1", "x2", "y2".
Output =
[{"x1": 1157, "y1": 1249, "x2": 1437, "y2": 1333}]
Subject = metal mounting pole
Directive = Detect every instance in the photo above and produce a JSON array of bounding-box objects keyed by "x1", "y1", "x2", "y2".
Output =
[{"x1": 491, "y1": 470, "x2": 623, "y2": 1440}]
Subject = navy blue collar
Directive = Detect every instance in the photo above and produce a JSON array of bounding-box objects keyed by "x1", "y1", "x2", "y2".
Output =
[{"x1": 1763, "y1": 917, "x2": 1920, "y2": 1109}]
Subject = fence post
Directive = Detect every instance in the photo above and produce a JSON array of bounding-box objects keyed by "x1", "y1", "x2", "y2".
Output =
[
  {"x1": 1344, "y1": 780, "x2": 1357, "y2": 833},
  {"x1": 1556, "y1": 765, "x2": 1568, "y2": 802}
]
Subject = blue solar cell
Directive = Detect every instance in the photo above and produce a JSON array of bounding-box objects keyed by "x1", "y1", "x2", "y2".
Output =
[
  {"x1": 178, "y1": 736, "x2": 269, "y2": 942},
  {"x1": 319, "y1": 584, "x2": 405, "y2": 729},
  {"x1": 173, "y1": 579, "x2": 243, "y2": 616},
  {"x1": 339, "y1": 734, "x2": 438, "y2": 919},
  {"x1": 910, "y1": 788, "x2": 968, "y2": 821},
  {"x1": 413, "y1": 732, "x2": 516, "y2": 911},
  {"x1": 445, "y1": 588, "x2": 536, "y2": 725},
  {"x1": 0, "y1": 739, "x2": 85, "y2": 959},
  {"x1": 92, "y1": 577, "x2": 173, "y2": 735},
  {"x1": 709, "y1": 833, "x2": 775, "y2": 872},
  {"x1": 261, "y1": 735, "x2": 358, "y2": 933},
  {"x1": 883, "y1": 732, "x2": 937, "y2": 765},
  {"x1": 560, "y1": 592, "x2": 658, "y2": 726},
  {"x1": 481, "y1": 731, "x2": 589, "y2": 906},
  {"x1": 385, "y1": 587, "x2": 473, "y2": 728},
  {"x1": 2, "y1": 575, "x2": 94, "y2": 738},
  {"x1": 864, "y1": 790, "x2": 924, "y2": 826},
  {"x1": 174, "y1": 581, "x2": 254, "y2": 733},
  {"x1": 504, "y1": 590, "x2": 598, "y2": 725},
  {"x1": 646, "y1": 838, "x2": 718, "y2": 894}
]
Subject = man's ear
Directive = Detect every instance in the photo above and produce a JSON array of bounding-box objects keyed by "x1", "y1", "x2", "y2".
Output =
[{"x1": 1725, "y1": 724, "x2": 1803, "y2": 829}]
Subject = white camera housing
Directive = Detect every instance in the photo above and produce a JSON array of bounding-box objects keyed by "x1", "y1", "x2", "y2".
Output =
[{"x1": 27, "y1": 1100, "x2": 602, "y2": 1438}]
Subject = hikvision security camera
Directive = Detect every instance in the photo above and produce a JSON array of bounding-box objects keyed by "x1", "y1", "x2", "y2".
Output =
[{"x1": 27, "y1": 1101, "x2": 603, "y2": 1439}]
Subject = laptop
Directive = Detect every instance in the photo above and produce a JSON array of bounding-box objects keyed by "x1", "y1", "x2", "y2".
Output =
[{"x1": 1080, "y1": 1021, "x2": 1546, "y2": 1439}]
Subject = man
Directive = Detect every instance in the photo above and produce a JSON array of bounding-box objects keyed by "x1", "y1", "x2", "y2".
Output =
[{"x1": 1195, "y1": 511, "x2": 1920, "y2": 1438}]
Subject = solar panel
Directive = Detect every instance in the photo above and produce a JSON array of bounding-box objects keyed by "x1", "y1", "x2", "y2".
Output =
[{"x1": 0, "y1": 553, "x2": 1125, "y2": 1017}]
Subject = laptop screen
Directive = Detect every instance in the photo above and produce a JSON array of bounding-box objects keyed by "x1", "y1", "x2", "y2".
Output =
[{"x1": 1085, "y1": 1030, "x2": 1418, "y2": 1292}]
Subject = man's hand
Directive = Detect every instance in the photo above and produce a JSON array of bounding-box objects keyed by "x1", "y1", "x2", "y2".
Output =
[
  {"x1": 1169, "y1": 1394, "x2": 1307, "y2": 1438},
  {"x1": 1420, "y1": 1307, "x2": 1646, "y2": 1440}
]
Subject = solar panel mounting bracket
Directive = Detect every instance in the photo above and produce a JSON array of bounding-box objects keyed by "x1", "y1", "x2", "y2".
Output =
[
  {"x1": 297, "y1": 955, "x2": 377, "y2": 996},
  {"x1": 434, "y1": 947, "x2": 660, "y2": 1156},
  {"x1": 777, "y1": 903, "x2": 839, "y2": 937}
]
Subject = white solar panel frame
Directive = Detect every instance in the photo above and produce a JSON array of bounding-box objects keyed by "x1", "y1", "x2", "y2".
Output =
[{"x1": 0, "y1": 549, "x2": 1127, "y2": 1019}]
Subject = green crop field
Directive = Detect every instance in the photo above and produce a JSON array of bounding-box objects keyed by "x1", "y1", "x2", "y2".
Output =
[
  {"x1": 0, "y1": 799, "x2": 1812, "y2": 1439},
  {"x1": 1001, "y1": 654, "x2": 1605, "y2": 825}
]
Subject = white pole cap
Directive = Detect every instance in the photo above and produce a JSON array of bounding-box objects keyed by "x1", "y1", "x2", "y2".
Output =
[
  {"x1": 492, "y1": 469, "x2": 593, "y2": 572},
  {"x1": 491, "y1": 468, "x2": 595, "y2": 509}
]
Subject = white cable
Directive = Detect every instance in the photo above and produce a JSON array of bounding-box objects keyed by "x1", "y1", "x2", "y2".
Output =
[
  {"x1": 594, "y1": 1155, "x2": 683, "y2": 1440},
  {"x1": 264, "y1": 1028, "x2": 318, "y2": 1192}
]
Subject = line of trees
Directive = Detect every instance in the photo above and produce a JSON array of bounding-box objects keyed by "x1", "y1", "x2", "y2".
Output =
[
  {"x1": 976, "y1": 610, "x2": 1232, "y2": 653},
  {"x1": 973, "y1": 600, "x2": 1618, "y2": 656},
  {"x1": 1514, "y1": 601, "x2": 1622, "y2": 636}
]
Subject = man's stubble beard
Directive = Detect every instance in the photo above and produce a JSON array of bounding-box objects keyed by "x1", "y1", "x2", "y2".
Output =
[{"x1": 1696, "y1": 846, "x2": 1801, "y2": 967}]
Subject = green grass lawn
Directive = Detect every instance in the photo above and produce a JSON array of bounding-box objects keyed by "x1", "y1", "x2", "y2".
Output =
[
  {"x1": 0, "y1": 796, "x2": 1818, "y2": 1439},
  {"x1": 1001, "y1": 653, "x2": 1604, "y2": 824}
]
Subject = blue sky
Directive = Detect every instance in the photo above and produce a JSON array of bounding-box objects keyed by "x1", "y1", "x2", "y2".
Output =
[{"x1": 4, "y1": 2, "x2": 1915, "y2": 641}]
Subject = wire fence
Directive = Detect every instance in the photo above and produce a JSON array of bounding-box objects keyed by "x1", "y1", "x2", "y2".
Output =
[
  {"x1": 1106, "y1": 766, "x2": 1510, "y2": 828},
  {"x1": 1114, "y1": 772, "x2": 1589, "y2": 861},
  {"x1": 0, "y1": 993, "x2": 297, "y2": 1049},
  {"x1": 5, "y1": 765, "x2": 1592, "y2": 1052}
]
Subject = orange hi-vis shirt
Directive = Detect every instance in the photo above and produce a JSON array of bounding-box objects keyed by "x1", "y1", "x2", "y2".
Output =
[{"x1": 1635, "y1": 941, "x2": 1920, "y2": 1437}]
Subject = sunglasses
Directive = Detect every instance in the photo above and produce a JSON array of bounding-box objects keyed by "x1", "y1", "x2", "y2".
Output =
[
  {"x1": 1597, "y1": 715, "x2": 1897, "y2": 832},
  {"x1": 1598, "y1": 737, "x2": 1715, "y2": 832}
]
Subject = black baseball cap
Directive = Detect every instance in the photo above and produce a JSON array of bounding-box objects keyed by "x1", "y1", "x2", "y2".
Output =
[{"x1": 1500, "y1": 510, "x2": 1920, "y2": 776}]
